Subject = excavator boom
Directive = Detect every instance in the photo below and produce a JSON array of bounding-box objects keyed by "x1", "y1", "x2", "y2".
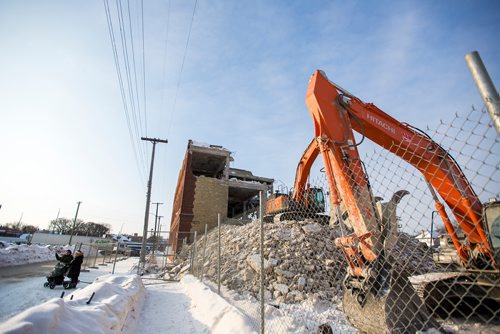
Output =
[
  {"x1": 306, "y1": 70, "x2": 495, "y2": 268},
  {"x1": 297, "y1": 70, "x2": 498, "y2": 333}
]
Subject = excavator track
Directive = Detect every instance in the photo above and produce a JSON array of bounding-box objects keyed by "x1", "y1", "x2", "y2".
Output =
[
  {"x1": 265, "y1": 212, "x2": 329, "y2": 224},
  {"x1": 343, "y1": 269, "x2": 438, "y2": 334},
  {"x1": 409, "y1": 271, "x2": 500, "y2": 321}
]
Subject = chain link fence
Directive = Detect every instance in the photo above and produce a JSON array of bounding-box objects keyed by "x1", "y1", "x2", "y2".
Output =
[
  {"x1": 75, "y1": 242, "x2": 129, "y2": 274},
  {"x1": 166, "y1": 105, "x2": 499, "y2": 333}
]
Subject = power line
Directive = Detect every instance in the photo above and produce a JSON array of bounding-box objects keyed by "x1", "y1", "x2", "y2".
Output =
[
  {"x1": 116, "y1": 0, "x2": 148, "y2": 170},
  {"x1": 141, "y1": 0, "x2": 148, "y2": 137},
  {"x1": 158, "y1": 0, "x2": 171, "y2": 134},
  {"x1": 126, "y1": 0, "x2": 146, "y2": 147},
  {"x1": 103, "y1": 0, "x2": 146, "y2": 184},
  {"x1": 166, "y1": 0, "x2": 198, "y2": 138}
]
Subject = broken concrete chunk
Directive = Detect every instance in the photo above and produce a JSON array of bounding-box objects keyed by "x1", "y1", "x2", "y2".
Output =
[
  {"x1": 274, "y1": 283, "x2": 289, "y2": 295},
  {"x1": 246, "y1": 254, "x2": 276, "y2": 273},
  {"x1": 305, "y1": 264, "x2": 315, "y2": 271},
  {"x1": 325, "y1": 259, "x2": 335, "y2": 267},
  {"x1": 275, "y1": 228, "x2": 292, "y2": 240},
  {"x1": 302, "y1": 223, "x2": 322, "y2": 234},
  {"x1": 297, "y1": 276, "x2": 306, "y2": 291}
]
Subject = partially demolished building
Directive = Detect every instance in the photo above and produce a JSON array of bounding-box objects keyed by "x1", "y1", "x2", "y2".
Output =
[{"x1": 169, "y1": 140, "x2": 273, "y2": 253}]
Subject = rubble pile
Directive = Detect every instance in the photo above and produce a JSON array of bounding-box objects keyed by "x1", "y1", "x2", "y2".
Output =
[
  {"x1": 390, "y1": 233, "x2": 441, "y2": 276},
  {"x1": 166, "y1": 219, "x2": 439, "y2": 305}
]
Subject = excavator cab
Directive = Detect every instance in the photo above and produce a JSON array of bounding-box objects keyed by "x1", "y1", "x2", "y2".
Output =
[
  {"x1": 264, "y1": 186, "x2": 327, "y2": 223},
  {"x1": 304, "y1": 187, "x2": 326, "y2": 214},
  {"x1": 483, "y1": 199, "x2": 500, "y2": 263}
]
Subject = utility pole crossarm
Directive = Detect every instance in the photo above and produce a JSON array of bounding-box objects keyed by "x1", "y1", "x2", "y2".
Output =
[{"x1": 141, "y1": 137, "x2": 169, "y2": 144}]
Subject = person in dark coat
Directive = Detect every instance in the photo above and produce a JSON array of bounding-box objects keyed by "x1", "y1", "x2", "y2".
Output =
[
  {"x1": 55, "y1": 249, "x2": 73, "y2": 265},
  {"x1": 66, "y1": 250, "x2": 84, "y2": 288}
]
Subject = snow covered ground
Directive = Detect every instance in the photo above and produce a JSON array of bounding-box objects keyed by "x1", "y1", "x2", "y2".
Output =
[
  {"x1": 3, "y1": 243, "x2": 346, "y2": 333},
  {"x1": 0, "y1": 255, "x2": 258, "y2": 333},
  {"x1": 0, "y1": 242, "x2": 72, "y2": 267},
  {"x1": 0, "y1": 240, "x2": 262, "y2": 334},
  {"x1": 0, "y1": 274, "x2": 144, "y2": 334}
]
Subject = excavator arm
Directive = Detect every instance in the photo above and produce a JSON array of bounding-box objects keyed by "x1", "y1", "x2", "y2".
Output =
[
  {"x1": 294, "y1": 69, "x2": 498, "y2": 333},
  {"x1": 304, "y1": 70, "x2": 496, "y2": 272},
  {"x1": 291, "y1": 137, "x2": 320, "y2": 202}
]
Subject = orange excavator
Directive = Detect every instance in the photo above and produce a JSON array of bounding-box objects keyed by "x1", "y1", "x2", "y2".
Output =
[
  {"x1": 264, "y1": 143, "x2": 327, "y2": 223},
  {"x1": 288, "y1": 70, "x2": 499, "y2": 333}
]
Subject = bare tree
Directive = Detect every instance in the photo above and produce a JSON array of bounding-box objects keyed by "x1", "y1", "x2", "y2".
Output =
[{"x1": 48, "y1": 218, "x2": 73, "y2": 234}]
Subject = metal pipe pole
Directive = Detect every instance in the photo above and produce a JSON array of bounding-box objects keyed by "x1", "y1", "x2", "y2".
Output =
[
  {"x1": 431, "y1": 211, "x2": 439, "y2": 248},
  {"x1": 465, "y1": 51, "x2": 500, "y2": 134},
  {"x1": 259, "y1": 191, "x2": 265, "y2": 334},
  {"x1": 217, "y1": 213, "x2": 221, "y2": 294}
]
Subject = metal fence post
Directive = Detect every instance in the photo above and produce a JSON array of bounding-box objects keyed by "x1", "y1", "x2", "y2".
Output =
[
  {"x1": 90, "y1": 246, "x2": 99, "y2": 269},
  {"x1": 259, "y1": 191, "x2": 265, "y2": 334},
  {"x1": 112, "y1": 242, "x2": 119, "y2": 274},
  {"x1": 201, "y1": 224, "x2": 208, "y2": 282},
  {"x1": 101, "y1": 249, "x2": 107, "y2": 266},
  {"x1": 217, "y1": 213, "x2": 221, "y2": 294},
  {"x1": 161, "y1": 231, "x2": 168, "y2": 269},
  {"x1": 82, "y1": 243, "x2": 91, "y2": 272},
  {"x1": 191, "y1": 231, "x2": 197, "y2": 275}
]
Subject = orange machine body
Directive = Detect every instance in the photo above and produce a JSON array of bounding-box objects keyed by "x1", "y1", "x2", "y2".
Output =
[{"x1": 301, "y1": 70, "x2": 495, "y2": 276}]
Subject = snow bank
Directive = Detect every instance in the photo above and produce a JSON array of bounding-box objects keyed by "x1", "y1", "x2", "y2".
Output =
[
  {"x1": 181, "y1": 275, "x2": 256, "y2": 334},
  {"x1": 0, "y1": 274, "x2": 145, "y2": 334},
  {"x1": 0, "y1": 244, "x2": 71, "y2": 267}
]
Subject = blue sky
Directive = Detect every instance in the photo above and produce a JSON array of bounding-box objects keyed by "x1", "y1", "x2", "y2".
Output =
[{"x1": 0, "y1": 0, "x2": 499, "y2": 235}]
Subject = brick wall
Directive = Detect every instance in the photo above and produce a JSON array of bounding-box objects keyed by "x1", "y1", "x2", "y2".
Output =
[{"x1": 191, "y1": 176, "x2": 228, "y2": 236}]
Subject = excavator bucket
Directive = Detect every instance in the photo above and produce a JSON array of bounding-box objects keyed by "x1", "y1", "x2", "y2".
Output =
[
  {"x1": 343, "y1": 268, "x2": 438, "y2": 334},
  {"x1": 341, "y1": 190, "x2": 438, "y2": 333}
]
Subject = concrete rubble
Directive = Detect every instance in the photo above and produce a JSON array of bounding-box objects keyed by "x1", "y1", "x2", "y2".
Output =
[{"x1": 165, "y1": 218, "x2": 439, "y2": 305}]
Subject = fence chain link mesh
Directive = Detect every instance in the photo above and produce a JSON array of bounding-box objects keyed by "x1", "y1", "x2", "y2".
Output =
[{"x1": 165, "y1": 105, "x2": 498, "y2": 333}]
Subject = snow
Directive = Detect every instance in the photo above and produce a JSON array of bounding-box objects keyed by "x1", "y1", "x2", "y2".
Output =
[
  {"x1": 181, "y1": 275, "x2": 256, "y2": 333},
  {"x1": 0, "y1": 243, "x2": 71, "y2": 267},
  {"x1": 201, "y1": 280, "x2": 357, "y2": 334},
  {"x1": 0, "y1": 243, "x2": 357, "y2": 333},
  {"x1": 0, "y1": 275, "x2": 144, "y2": 334},
  {"x1": 133, "y1": 279, "x2": 205, "y2": 333},
  {"x1": 0, "y1": 244, "x2": 256, "y2": 333}
]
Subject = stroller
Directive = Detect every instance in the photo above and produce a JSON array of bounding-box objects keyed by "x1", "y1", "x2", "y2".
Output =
[{"x1": 44, "y1": 261, "x2": 71, "y2": 289}]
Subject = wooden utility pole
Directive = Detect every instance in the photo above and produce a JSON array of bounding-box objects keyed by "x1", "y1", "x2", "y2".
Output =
[
  {"x1": 69, "y1": 201, "x2": 82, "y2": 245},
  {"x1": 139, "y1": 137, "x2": 168, "y2": 271}
]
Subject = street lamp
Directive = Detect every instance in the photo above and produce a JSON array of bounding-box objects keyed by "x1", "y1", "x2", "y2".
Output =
[{"x1": 69, "y1": 201, "x2": 82, "y2": 245}]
